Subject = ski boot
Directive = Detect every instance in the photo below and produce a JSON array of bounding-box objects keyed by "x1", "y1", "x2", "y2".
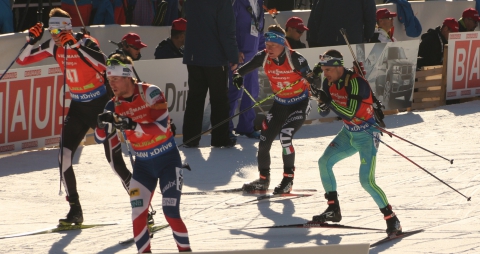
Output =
[
  {"x1": 59, "y1": 195, "x2": 83, "y2": 226},
  {"x1": 312, "y1": 191, "x2": 342, "y2": 223},
  {"x1": 272, "y1": 174, "x2": 294, "y2": 194},
  {"x1": 242, "y1": 174, "x2": 270, "y2": 193},
  {"x1": 381, "y1": 204, "x2": 402, "y2": 237}
]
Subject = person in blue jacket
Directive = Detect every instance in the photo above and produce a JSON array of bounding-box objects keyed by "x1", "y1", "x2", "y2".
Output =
[
  {"x1": 182, "y1": 0, "x2": 239, "y2": 148},
  {"x1": 0, "y1": 0, "x2": 13, "y2": 34},
  {"x1": 228, "y1": 0, "x2": 265, "y2": 139},
  {"x1": 307, "y1": 0, "x2": 376, "y2": 47},
  {"x1": 154, "y1": 18, "x2": 186, "y2": 59}
]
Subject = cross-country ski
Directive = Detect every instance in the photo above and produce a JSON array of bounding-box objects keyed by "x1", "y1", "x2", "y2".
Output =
[{"x1": 0, "y1": 223, "x2": 117, "y2": 240}]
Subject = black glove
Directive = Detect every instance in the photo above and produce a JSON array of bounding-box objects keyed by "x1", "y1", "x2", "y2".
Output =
[
  {"x1": 232, "y1": 73, "x2": 243, "y2": 90},
  {"x1": 114, "y1": 114, "x2": 137, "y2": 131},
  {"x1": 170, "y1": 119, "x2": 177, "y2": 136},
  {"x1": 310, "y1": 86, "x2": 330, "y2": 103},
  {"x1": 312, "y1": 62, "x2": 323, "y2": 78},
  {"x1": 97, "y1": 111, "x2": 115, "y2": 128},
  {"x1": 28, "y1": 22, "x2": 44, "y2": 45}
]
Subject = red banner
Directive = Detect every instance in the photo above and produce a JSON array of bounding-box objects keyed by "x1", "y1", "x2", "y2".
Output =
[{"x1": 0, "y1": 65, "x2": 71, "y2": 153}]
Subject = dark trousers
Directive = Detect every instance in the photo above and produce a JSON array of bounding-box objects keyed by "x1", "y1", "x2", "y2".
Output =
[
  {"x1": 60, "y1": 95, "x2": 132, "y2": 198},
  {"x1": 183, "y1": 65, "x2": 231, "y2": 146},
  {"x1": 258, "y1": 99, "x2": 310, "y2": 176}
]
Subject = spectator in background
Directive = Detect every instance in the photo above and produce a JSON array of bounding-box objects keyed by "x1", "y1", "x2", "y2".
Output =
[
  {"x1": 164, "y1": 0, "x2": 179, "y2": 26},
  {"x1": 285, "y1": 16, "x2": 308, "y2": 49},
  {"x1": 109, "y1": 33, "x2": 147, "y2": 61},
  {"x1": 154, "y1": 18, "x2": 186, "y2": 59},
  {"x1": 133, "y1": 0, "x2": 178, "y2": 26},
  {"x1": 417, "y1": 18, "x2": 458, "y2": 69},
  {"x1": 91, "y1": 0, "x2": 126, "y2": 25},
  {"x1": 61, "y1": 0, "x2": 92, "y2": 27},
  {"x1": 0, "y1": 0, "x2": 14, "y2": 34},
  {"x1": 264, "y1": 0, "x2": 295, "y2": 11},
  {"x1": 307, "y1": 0, "x2": 376, "y2": 47},
  {"x1": 182, "y1": 0, "x2": 239, "y2": 148},
  {"x1": 228, "y1": 0, "x2": 265, "y2": 140},
  {"x1": 370, "y1": 8, "x2": 396, "y2": 43},
  {"x1": 458, "y1": 8, "x2": 480, "y2": 32},
  {"x1": 132, "y1": 0, "x2": 157, "y2": 25}
]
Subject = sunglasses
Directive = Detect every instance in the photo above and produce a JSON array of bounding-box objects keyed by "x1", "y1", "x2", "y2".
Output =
[
  {"x1": 466, "y1": 17, "x2": 478, "y2": 24},
  {"x1": 106, "y1": 58, "x2": 127, "y2": 67},
  {"x1": 382, "y1": 17, "x2": 394, "y2": 20},
  {"x1": 127, "y1": 44, "x2": 139, "y2": 50},
  {"x1": 49, "y1": 28, "x2": 63, "y2": 35},
  {"x1": 295, "y1": 28, "x2": 305, "y2": 34},
  {"x1": 319, "y1": 54, "x2": 343, "y2": 62}
]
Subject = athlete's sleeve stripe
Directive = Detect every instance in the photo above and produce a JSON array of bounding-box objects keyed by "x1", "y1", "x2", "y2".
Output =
[{"x1": 331, "y1": 79, "x2": 359, "y2": 117}]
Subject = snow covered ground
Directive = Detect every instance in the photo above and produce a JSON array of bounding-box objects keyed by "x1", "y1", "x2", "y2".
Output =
[{"x1": 1, "y1": 100, "x2": 479, "y2": 254}]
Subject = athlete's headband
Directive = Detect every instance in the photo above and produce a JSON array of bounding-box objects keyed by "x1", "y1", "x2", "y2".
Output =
[
  {"x1": 106, "y1": 59, "x2": 134, "y2": 78},
  {"x1": 48, "y1": 17, "x2": 72, "y2": 30},
  {"x1": 319, "y1": 54, "x2": 344, "y2": 67},
  {"x1": 264, "y1": 31, "x2": 286, "y2": 46}
]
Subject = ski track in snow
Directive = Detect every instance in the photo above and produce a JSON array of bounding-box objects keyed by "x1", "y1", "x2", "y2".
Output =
[{"x1": 0, "y1": 101, "x2": 479, "y2": 253}]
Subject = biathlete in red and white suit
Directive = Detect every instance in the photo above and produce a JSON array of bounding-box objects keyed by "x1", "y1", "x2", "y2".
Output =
[
  {"x1": 16, "y1": 8, "x2": 131, "y2": 226},
  {"x1": 95, "y1": 54, "x2": 191, "y2": 253},
  {"x1": 236, "y1": 25, "x2": 316, "y2": 195}
]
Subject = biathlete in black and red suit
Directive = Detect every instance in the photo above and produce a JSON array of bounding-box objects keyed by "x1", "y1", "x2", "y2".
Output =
[{"x1": 16, "y1": 8, "x2": 132, "y2": 225}]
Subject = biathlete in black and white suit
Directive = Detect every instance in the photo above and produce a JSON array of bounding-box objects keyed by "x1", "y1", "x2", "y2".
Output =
[
  {"x1": 236, "y1": 25, "x2": 317, "y2": 195},
  {"x1": 96, "y1": 54, "x2": 191, "y2": 253}
]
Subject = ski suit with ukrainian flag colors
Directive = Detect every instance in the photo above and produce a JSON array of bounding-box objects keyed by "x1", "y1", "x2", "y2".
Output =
[
  {"x1": 319, "y1": 68, "x2": 389, "y2": 208},
  {"x1": 16, "y1": 33, "x2": 132, "y2": 202},
  {"x1": 237, "y1": 48, "x2": 312, "y2": 179},
  {"x1": 95, "y1": 83, "x2": 190, "y2": 253}
]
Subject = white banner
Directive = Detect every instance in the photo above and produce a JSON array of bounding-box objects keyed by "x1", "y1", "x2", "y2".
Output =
[{"x1": 446, "y1": 31, "x2": 480, "y2": 100}]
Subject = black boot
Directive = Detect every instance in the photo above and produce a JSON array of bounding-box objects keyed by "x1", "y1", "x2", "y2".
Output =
[
  {"x1": 242, "y1": 174, "x2": 270, "y2": 192},
  {"x1": 273, "y1": 175, "x2": 294, "y2": 194},
  {"x1": 59, "y1": 194, "x2": 83, "y2": 226},
  {"x1": 312, "y1": 191, "x2": 342, "y2": 223},
  {"x1": 380, "y1": 204, "x2": 402, "y2": 236}
]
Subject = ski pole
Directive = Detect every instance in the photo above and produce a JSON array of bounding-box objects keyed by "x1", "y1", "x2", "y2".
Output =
[
  {"x1": 243, "y1": 87, "x2": 267, "y2": 116},
  {"x1": 59, "y1": 45, "x2": 68, "y2": 196},
  {"x1": 339, "y1": 28, "x2": 386, "y2": 128},
  {"x1": 0, "y1": 43, "x2": 29, "y2": 80},
  {"x1": 262, "y1": 5, "x2": 292, "y2": 49},
  {"x1": 350, "y1": 121, "x2": 470, "y2": 201},
  {"x1": 355, "y1": 117, "x2": 454, "y2": 164},
  {"x1": 178, "y1": 78, "x2": 303, "y2": 147},
  {"x1": 73, "y1": 0, "x2": 89, "y2": 35},
  {"x1": 112, "y1": 113, "x2": 157, "y2": 216}
]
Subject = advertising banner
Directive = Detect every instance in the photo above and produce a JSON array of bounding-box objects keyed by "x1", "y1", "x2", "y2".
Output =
[
  {"x1": 0, "y1": 65, "x2": 70, "y2": 154},
  {"x1": 446, "y1": 31, "x2": 480, "y2": 99},
  {"x1": 1, "y1": 41, "x2": 419, "y2": 153}
]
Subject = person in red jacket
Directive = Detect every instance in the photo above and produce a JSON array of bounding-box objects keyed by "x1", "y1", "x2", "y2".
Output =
[
  {"x1": 96, "y1": 54, "x2": 191, "y2": 253},
  {"x1": 237, "y1": 25, "x2": 316, "y2": 194},
  {"x1": 16, "y1": 8, "x2": 132, "y2": 226}
]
